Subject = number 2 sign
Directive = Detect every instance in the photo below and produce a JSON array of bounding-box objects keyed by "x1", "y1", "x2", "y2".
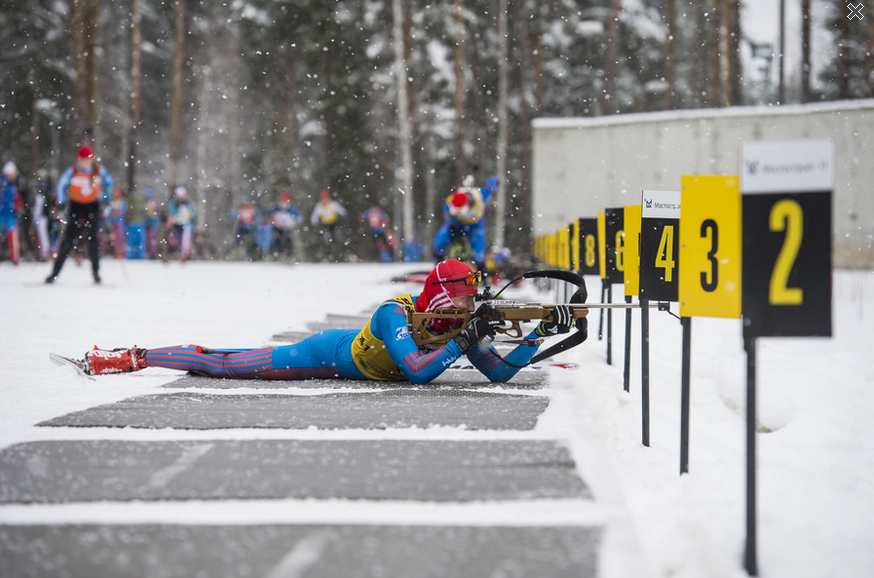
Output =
[{"x1": 740, "y1": 139, "x2": 834, "y2": 340}]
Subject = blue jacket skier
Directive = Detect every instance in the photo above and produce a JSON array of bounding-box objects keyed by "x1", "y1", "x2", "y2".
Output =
[{"x1": 432, "y1": 175, "x2": 498, "y2": 271}]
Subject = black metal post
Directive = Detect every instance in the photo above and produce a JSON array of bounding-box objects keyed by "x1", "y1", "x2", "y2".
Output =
[
  {"x1": 624, "y1": 295, "x2": 632, "y2": 392},
  {"x1": 598, "y1": 279, "x2": 606, "y2": 340},
  {"x1": 680, "y1": 316, "x2": 692, "y2": 474},
  {"x1": 606, "y1": 284, "x2": 613, "y2": 365},
  {"x1": 640, "y1": 298, "x2": 650, "y2": 447},
  {"x1": 744, "y1": 338, "x2": 759, "y2": 576}
]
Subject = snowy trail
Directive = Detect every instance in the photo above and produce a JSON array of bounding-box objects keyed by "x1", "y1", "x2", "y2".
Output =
[{"x1": 0, "y1": 260, "x2": 872, "y2": 577}]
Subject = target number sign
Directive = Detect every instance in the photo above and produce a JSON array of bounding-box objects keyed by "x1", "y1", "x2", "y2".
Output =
[
  {"x1": 740, "y1": 139, "x2": 834, "y2": 340},
  {"x1": 624, "y1": 205, "x2": 641, "y2": 297},
  {"x1": 639, "y1": 190, "x2": 681, "y2": 302},
  {"x1": 678, "y1": 176, "x2": 741, "y2": 319},
  {"x1": 604, "y1": 207, "x2": 624, "y2": 285},
  {"x1": 576, "y1": 217, "x2": 600, "y2": 275}
]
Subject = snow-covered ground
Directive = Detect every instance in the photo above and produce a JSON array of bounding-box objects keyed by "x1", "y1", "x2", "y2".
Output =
[{"x1": 0, "y1": 260, "x2": 872, "y2": 578}]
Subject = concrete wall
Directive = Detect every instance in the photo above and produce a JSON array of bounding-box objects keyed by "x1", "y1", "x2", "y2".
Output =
[{"x1": 532, "y1": 100, "x2": 874, "y2": 268}]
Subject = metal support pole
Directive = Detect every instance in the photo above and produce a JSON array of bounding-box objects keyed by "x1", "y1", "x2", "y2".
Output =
[
  {"x1": 744, "y1": 338, "x2": 759, "y2": 576},
  {"x1": 624, "y1": 295, "x2": 632, "y2": 392},
  {"x1": 640, "y1": 298, "x2": 650, "y2": 447},
  {"x1": 680, "y1": 316, "x2": 692, "y2": 474},
  {"x1": 598, "y1": 279, "x2": 606, "y2": 340},
  {"x1": 606, "y1": 284, "x2": 613, "y2": 365}
]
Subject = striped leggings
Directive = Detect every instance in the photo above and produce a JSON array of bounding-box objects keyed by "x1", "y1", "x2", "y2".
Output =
[{"x1": 142, "y1": 329, "x2": 366, "y2": 381}]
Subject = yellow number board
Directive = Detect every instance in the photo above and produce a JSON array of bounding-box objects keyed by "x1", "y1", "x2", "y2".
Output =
[
  {"x1": 678, "y1": 176, "x2": 741, "y2": 319},
  {"x1": 624, "y1": 205, "x2": 641, "y2": 297},
  {"x1": 597, "y1": 211, "x2": 606, "y2": 279}
]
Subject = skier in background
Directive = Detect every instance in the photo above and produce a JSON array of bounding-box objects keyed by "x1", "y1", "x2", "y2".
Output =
[
  {"x1": 432, "y1": 175, "x2": 498, "y2": 272},
  {"x1": 233, "y1": 197, "x2": 259, "y2": 260},
  {"x1": 0, "y1": 161, "x2": 22, "y2": 264},
  {"x1": 360, "y1": 204, "x2": 396, "y2": 263},
  {"x1": 269, "y1": 191, "x2": 301, "y2": 260},
  {"x1": 66, "y1": 259, "x2": 578, "y2": 385},
  {"x1": 310, "y1": 190, "x2": 347, "y2": 261},
  {"x1": 126, "y1": 187, "x2": 148, "y2": 260},
  {"x1": 105, "y1": 187, "x2": 127, "y2": 260},
  {"x1": 46, "y1": 145, "x2": 113, "y2": 283},
  {"x1": 166, "y1": 186, "x2": 197, "y2": 263},
  {"x1": 32, "y1": 178, "x2": 53, "y2": 261},
  {"x1": 144, "y1": 188, "x2": 161, "y2": 259},
  {"x1": 255, "y1": 213, "x2": 274, "y2": 261}
]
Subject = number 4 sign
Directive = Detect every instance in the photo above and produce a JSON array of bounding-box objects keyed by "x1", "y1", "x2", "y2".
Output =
[
  {"x1": 639, "y1": 190, "x2": 681, "y2": 302},
  {"x1": 741, "y1": 139, "x2": 834, "y2": 340}
]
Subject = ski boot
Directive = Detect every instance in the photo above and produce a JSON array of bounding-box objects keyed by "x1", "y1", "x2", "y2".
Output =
[{"x1": 84, "y1": 346, "x2": 147, "y2": 375}]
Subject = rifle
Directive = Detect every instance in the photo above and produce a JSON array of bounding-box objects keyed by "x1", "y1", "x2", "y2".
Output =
[
  {"x1": 407, "y1": 303, "x2": 589, "y2": 346},
  {"x1": 408, "y1": 270, "x2": 590, "y2": 366}
]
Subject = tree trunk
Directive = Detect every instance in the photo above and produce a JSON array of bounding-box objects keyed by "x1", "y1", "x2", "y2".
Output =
[
  {"x1": 691, "y1": 0, "x2": 705, "y2": 107},
  {"x1": 516, "y1": 2, "x2": 533, "y2": 250},
  {"x1": 30, "y1": 80, "x2": 39, "y2": 182},
  {"x1": 279, "y1": 50, "x2": 300, "y2": 188},
  {"x1": 778, "y1": 0, "x2": 785, "y2": 103},
  {"x1": 709, "y1": 0, "x2": 723, "y2": 107},
  {"x1": 170, "y1": 0, "x2": 187, "y2": 191},
  {"x1": 604, "y1": 0, "x2": 621, "y2": 115},
  {"x1": 533, "y1": 5, "x2": 544, "y2": 111},
  {"x1": 71, "y1": 0, "x2": 99, "y2": 142},
  {"x1": 868, "y1": 3, "x2": 874, "y2": 97},
  {"x1": 665, "y1": 0, "x2": 675, "y2": 109},
  {"x1": 452, "y1": 0, "x2": 467, "y2": 184},
  {"x1": 494, "y1": 0, "x2": 509, "y2": 250},
  {"x1": 392, "y1": 0, "x2": 414, "y2": 249},
  {"x1": 470, "y1": 34, "x2": 486, "y2": 179},
  {"x1": 801, "y1": 0, "x2": 811, "y2": 102},
  {"x1": 84, "y1": 0, "x2": 99, "y2": 142},
  {"x1": 836, "y1": 2, "x2": 852, "y2": 100},
  {"x1": 128, "y1": 0, "x2": 143, "y2": 192},
  {"x1": 724, "y1": 0, "x2": 741, "y2": 106}
]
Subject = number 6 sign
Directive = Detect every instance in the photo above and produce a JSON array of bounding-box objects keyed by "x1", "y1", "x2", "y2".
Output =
[{"x1": 740, "y1": 139, "x2": 835, "y2": 340}]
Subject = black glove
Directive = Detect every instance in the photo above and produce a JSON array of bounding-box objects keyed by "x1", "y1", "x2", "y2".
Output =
[
  {"x1": 454, "y1": 307, "x2": 501, "y2": 353},
  {"x1": 535, "y1": 305, "x2": 575, "y2": 337}
]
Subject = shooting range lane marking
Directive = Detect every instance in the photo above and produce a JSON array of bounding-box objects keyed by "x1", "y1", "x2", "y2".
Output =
[
  {"x1": 0, "y1": 498, "x2": 610, "y2": 527},
  {"x1": 145, "y1": 442, "x2": 214, "y2": 490},
  {"x1": 263, "y1": 529, "x2": 336, "y2": 578},
  {"x1": 36, "y1": 391, "x2": 551, "y2": 431}
]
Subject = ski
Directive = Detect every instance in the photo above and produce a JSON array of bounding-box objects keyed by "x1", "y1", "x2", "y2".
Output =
[{"x1": 49, "y1": 352, "x2": 95, "y2": 381}]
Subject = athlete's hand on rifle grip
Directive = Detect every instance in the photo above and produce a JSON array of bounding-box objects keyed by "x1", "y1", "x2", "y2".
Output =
[
  {"x1": 453, "y1": 315, "x2": 501, "y2": 353},
  {"x1": 472, "y1": 303, "x2": 496, "y2": 320},
  {"x1": 535, "y1": 305, "x2": 574, "y2": 337}
]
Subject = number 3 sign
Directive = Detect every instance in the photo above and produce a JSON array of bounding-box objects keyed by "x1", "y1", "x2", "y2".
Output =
[{"x1": 741, "y1": 139, "x2": 835, "y2": 340}]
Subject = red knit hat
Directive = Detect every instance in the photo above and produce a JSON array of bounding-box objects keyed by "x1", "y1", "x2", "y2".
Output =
[
  {"x1": 78, "y1": 145, "x2": 94, "y2": 159},
  {"x1": 320, "y1": 190, "x2": 330, "y2": 201},
  {"x1": 416, "y1": 259, "x2": 479, "y2": 329},
  {"x1": 450, "y1": 191, "x2": 468, "y2": 208},
  {"x1": 280, "y1": 191, "x2": 291, "y2": 203}
]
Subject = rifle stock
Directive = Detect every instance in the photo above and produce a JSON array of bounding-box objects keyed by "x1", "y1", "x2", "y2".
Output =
[{"x1": 407, "y1": 304, "x2": 589, "y2": 346}]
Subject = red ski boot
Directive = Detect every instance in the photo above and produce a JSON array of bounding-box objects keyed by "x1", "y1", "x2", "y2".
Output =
[{"x1": 84, "y1": 346, "x2": 147, "y2": 376}]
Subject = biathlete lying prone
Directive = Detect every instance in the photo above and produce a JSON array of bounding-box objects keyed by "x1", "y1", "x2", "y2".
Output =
[{"x1": 70, "y1": 259, "x2": 579, "y2": 385}]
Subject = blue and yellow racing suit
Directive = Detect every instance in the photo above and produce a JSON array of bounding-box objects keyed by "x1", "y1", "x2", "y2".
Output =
[{"x1": 144, "y1": 294, "x2": 542, "y2": 384}]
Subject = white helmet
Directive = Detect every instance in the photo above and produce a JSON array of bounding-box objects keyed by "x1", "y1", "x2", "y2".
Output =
[
  {"x1": 174, "y1": 186, "x2": 187, "y2": 199},
  {"x1": 2, "y1": 162, "x2": 17, "y2": 177}
]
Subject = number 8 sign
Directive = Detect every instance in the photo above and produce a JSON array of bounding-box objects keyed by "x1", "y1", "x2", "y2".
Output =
[{"x1": 740, "y1": 139, "x2": 834, "y2": 340}]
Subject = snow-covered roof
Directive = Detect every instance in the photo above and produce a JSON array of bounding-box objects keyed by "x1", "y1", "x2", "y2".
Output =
[{"x1": 532, "y1": 99, "x2": 874, "y2": 130}]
